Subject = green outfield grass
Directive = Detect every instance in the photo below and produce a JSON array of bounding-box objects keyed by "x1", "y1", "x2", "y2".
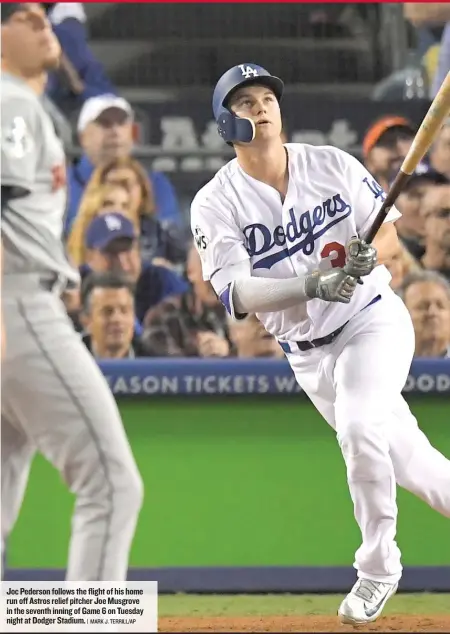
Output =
[{"x1": 158, "y1": 593, "x2": 450, "y2": 617}]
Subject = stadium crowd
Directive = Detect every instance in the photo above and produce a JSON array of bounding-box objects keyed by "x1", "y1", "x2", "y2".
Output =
[{"x1": 48, "y1": 4, "x2": 450, "y2": 361}]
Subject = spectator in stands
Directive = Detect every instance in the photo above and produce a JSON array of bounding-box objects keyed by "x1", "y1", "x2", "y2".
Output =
[
  {"x1": 404, "y1": 3, "x2": 450, "y2": 99},
  {"x1": 83, "y1": 213, "x2": 189, "y2": 324},
  {"x1": 66, "y1": 94, "x2": 183, "y2": 234},
  {"x1": 385, "y1": 243, "x2": 422, "y2": 293},
  {"x1": 429, "y1": 119, "x2": 450, "y2": 179},
  {"x1": 401, "y1": 271, "x2": 450, "y2": 357},
  {"x1": 101, "y1": 183, "x2": 131, "y2": 214},
  {"x1": 142, "y1": 245, "x2": 231, "y2": 357},
  {"x1": 362, "y1": 116, "x2": 416, "y2": 192},
  {"x1": 228, "y1": 315, "x2": 285, "y2": 359},
  {"x1": 395, "y1": 164, "x2": 449, "y2": 260},
  {"x1": 403, "y1": 4, "x2": 444, "y2": 90},
  {"x1": 421, "y1": 184, "x2": 450, "y2": 281},
  {"x1": 45, "y1": 3, "x2": 115, "y2": 110},
  {"x1": 68, "y1": 182, "x2": 131, "y2": 266},
  {"x1": 432, "y1": 22, "x2": 450, "y2": 98},
  {"x1": 82, "y1": 156, "x2": 186, "y2": 268},
  {"x1": 80, "y1": 272, "x2": 151, "y2": 359}
]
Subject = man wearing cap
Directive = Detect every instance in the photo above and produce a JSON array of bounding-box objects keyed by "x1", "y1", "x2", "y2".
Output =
[
  {"x1": 83, "y1": 212, "x2": 189, "y2": 323},
  {"x1": 395, "y1": 163, "x2": 449, "y2": 260},
  {"x1": 363, "y1": 116, "x2": 416, "y2": 192},
  {"x1": 1, "y1": 3, "x2": 143, "y2": 581},
  {"x1": 192, "y1": 61, "x2": 450, "y2": 625},
  {"x1": 66, "y1": 94, "x2": 183, "y2": 234}
]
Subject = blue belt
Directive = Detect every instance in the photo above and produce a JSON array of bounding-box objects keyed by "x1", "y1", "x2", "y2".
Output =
[{"x1": 279, "y1": 294, "x2": 382, "y2": 354}]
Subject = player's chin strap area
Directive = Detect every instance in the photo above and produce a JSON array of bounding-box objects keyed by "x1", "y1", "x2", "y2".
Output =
[{"x1": 216, "y1": 109, "x2": 256, "y2": 144}]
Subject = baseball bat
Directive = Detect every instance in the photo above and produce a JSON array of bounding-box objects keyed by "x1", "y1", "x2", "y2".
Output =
[{"x1": 364, "y1": 70, "x2": 450, "y2": 244}]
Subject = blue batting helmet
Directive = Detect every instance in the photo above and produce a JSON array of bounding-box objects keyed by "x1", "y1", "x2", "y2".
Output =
[{"x1": 212, "y1": 63, "x2": 284, "y2": 144}]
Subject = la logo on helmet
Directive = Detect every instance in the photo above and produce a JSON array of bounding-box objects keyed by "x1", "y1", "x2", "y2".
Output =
[{"x1": 238, "y1": 65, "x2": 259, "y2": 79}]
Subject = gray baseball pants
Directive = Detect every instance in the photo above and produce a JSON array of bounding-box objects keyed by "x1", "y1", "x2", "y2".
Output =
[{"x1": 1, "y1": 274, "x2": 144, "y2": 581}]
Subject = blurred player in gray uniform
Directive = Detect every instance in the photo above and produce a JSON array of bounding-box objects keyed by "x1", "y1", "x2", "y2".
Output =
[{"x1": 1, "y1": 4, "x2": 143, "y2": 581}]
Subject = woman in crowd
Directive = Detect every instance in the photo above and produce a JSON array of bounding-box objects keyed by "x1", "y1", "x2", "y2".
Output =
[
  {"x1": 67, "y1": 181, "x2": 131, "y2": 266},
  {"x1": 69, "y1": 156, "x2": 187, "y2": 270}
]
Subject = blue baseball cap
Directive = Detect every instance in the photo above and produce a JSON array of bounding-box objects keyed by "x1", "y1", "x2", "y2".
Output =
[{"x1": 85, "y1": 213, "x2": 136, "y2": 251}]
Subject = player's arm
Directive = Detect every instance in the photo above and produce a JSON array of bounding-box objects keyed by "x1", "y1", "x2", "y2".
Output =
[
  {"x1": 230, "y1": 269, "x2": 361, "y2": 314},
  {"x1": 191, "y1": 199, "x2": 361, "y2": 318},
  {"x1": 1, "y1": 99, "x2": 39, "y2": 358},
  {"x1": 1, "y1": 97, "x2": 39, "y2": 207}
]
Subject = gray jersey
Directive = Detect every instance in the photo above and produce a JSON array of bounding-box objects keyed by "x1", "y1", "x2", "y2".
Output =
[{"x1": 1, "y1": 72, "x2": 79, "y2": 284}]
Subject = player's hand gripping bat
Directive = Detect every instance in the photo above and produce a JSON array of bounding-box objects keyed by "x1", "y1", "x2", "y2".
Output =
[{"x1": 364, "y1": 70, "x2": 450, "y2": 244}]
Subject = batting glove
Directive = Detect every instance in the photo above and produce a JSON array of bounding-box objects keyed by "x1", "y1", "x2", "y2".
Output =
[
  {"x1": 343, "y1": 236, "x2": 377, "y2": 277},
  {"x1": 305, "y1": 268, "x2": 363, "y2": 304}
]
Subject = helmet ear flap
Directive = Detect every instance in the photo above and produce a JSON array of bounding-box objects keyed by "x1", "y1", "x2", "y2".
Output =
[{"x1": 217, "y1": 110, "x2": 255, "y2": 144}]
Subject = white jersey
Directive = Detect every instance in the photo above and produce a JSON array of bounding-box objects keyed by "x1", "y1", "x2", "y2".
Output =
[{"x1": 190, "y1": 143, "x2": 400, "y2": 343}]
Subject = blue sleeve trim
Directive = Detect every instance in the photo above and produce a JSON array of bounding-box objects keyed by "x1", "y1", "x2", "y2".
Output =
[{"x1": 219, "y1": 282, "x2": 247, "y2": 321}]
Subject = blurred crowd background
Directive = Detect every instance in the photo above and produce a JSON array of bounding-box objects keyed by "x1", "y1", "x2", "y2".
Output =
[{"x1": 44, "y1": 2, "x2": 450, "y2": 361}]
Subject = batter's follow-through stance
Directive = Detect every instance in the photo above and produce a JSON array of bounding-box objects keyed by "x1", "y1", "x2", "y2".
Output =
[
  {"x1": 191, "y1": 63, "x2": 450, "y2": 625},
  {"x1": 1, "y1": 4, "x2": 143, "y2": 581}
]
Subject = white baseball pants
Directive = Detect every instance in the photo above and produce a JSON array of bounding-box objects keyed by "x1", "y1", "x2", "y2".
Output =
[{"x1": 287, "y1": 287, "x2": 450, "y2": 583}]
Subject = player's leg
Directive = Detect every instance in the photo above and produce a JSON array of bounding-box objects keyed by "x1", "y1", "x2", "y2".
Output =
[
  {"x1": 337, "y1": 391, "x2": 450, "y2": 626},
  {"x1": 390, "y1": 397, "x2": 450, "y2": 516},
  {"x1": 305, "y1": 370, "x2": 450, "y2": 518},
  {"x1": 3, "y1": 292, "x2": 144, "y2": 581},
  {"x1": 0, "y1": 412, "x2": 35, "y2": 578},
  {"x1": 331, "y1": 292, "x2": 415, "y2": 624},
  {"x1": 287, "y1": 345, "x2": 400, "y2": 625},
  {"x1": 279, "y1": 291, "x2": 416, "y2": 624}
]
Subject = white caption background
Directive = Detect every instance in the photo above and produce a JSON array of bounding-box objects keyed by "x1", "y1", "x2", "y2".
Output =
[{"x1": 1, "y1": 581, "x2": 158, "y2": 633}]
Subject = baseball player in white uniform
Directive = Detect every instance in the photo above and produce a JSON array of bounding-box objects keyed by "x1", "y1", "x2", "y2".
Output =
[
  {"x1": 191, "y1": 63, "x2": 450, "y2": 625},
  {"x1": 1, "y1": 4, "x2": 143, "y2": 581}
]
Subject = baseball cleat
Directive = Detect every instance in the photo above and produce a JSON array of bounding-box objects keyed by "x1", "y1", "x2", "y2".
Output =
[{"x1": 338, "y1": 578, "x2": 398, "y2": 625}]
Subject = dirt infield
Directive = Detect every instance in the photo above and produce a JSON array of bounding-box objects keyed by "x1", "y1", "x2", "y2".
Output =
[{"x1": 159, "y1": 614, "x2": 450, "y2": 632}]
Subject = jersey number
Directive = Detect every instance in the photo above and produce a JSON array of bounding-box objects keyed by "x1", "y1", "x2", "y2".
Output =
[{"x1": 320, "y1": 241, "x2": 346, "y2": 268}]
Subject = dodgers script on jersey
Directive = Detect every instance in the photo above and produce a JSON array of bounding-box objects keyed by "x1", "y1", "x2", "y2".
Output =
[{"x1": 191, "y1": 143, "x2": 401, "y2": 343}]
